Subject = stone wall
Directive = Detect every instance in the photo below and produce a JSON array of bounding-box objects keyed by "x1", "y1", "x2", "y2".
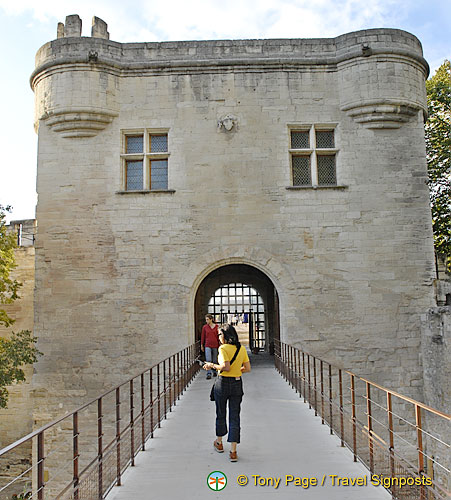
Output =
[
  {"x1": 0, "y1": 231, "x2": 35, "y2": 496},
  {"x1": 421, "y1": 304, "x2": 450, "y2": 489},
  {"x1": 0, "y1": 242, "x2": 35, "y2": 447}
]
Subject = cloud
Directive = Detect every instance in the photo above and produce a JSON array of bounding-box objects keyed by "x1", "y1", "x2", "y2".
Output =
[{"x1": 0, "y1": 0, "x2": 412, "y2": 43}]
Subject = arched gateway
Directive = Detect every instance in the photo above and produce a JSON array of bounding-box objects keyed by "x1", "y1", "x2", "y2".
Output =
[{"x1": 194, "y1": 264, "x2": 280, "y2": 352}]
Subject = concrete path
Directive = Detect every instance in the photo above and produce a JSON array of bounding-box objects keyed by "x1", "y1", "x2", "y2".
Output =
[{"x1": 107, "y1": 355, "x2": 391, "y2": 500}]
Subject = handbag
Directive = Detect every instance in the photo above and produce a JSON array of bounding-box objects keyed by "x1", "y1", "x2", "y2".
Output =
[{"x1": 210, "y1": 346, "x2": 241, "y2": 401}]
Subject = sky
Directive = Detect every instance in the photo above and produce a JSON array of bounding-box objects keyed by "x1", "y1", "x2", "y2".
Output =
[{"x1": 0, "y1": 0, "x2": 449, "y2": 222}]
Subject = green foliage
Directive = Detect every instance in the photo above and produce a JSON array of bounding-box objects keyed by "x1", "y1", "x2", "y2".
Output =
[
  {"x1": 0, "y1": 205, "x2": 21, "y2": 327},
  {"x1": 0, "y1": 205, "x2": 42, "y2": 408},
  {"x1": 0, "y1": 331, "x2": 42, "y2": 409},
  {"x1": 425, "y1": 60, "x2": 451, "y2": 271}
]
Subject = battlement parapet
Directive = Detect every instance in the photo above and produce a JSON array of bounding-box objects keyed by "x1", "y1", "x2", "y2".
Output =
[
  {"x1": 33, "y1": 23, "x2": 427, "y2": 74},
  {"x1": 31, "y1": 16, "x2": 429, "y2": 137},
  {"x1": 56, "y1": 14, "x2": 109, "y2": 40}
]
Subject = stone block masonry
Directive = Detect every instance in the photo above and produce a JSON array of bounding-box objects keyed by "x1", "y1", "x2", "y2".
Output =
[{"x1": 30, "y1": 16, "x2": 436, "y2": 442}]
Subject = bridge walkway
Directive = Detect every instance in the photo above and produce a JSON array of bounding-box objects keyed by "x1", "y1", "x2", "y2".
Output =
[{"x1": 107, "y1": 354, "x2": 391, "y2": 499}]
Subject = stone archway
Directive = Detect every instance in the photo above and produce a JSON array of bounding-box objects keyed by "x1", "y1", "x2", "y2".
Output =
[
  {"x1": 194, "y1": 264, "x2": 280, "y2": 353},
  {"x1": 180, "y1": 245, "x2": 297, "y2": 345}
]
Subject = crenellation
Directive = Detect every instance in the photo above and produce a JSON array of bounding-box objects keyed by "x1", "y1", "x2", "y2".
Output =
[
  {"x1": 63, "y1": 14, "x2": 82, "y2": 38},
  {"x1": 56, "y1": 22, "x2": 64, "y2": 39},
  {"x1": 91, "y1": 16, "x2": 109, "y2": 40}
]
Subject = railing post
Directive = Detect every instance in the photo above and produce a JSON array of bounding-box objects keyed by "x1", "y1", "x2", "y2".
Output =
[
  {"x1": 150, "y1": 368, "x2": 154, "y2": 438},
  {"x1": 387, "y1": 392, "x2": 396, "y2": 499},
  {"x1": 302, "y1": 352, "x2": 306, "y2": 403},
  {"x1": 173, "y1": 354, "x2": 177, "y2": 405},
  {"x1": 350, "y1": 374, "x2": 357, "y2": 462},
  {"x1": 130, "y1": 379, "x2": 135, "y2": 466},
  {"x1": 320, "y1": 360, "x2": 325, "y2": 424},
  {"x1": 173, "y1": 354, "x2": 177, "y2": 406},
  {"x1": 168, "y1": 357, "x2": 173, "y2": 411},
  {"x1": 339, "y1": 369, "x2": 344, "y2": 447},
  {"x1": 141, "y1": 373, "x2": 145, "y2": 451},
  {"x1": 115, "y1": 387, "x2": 121, "y2": 486},
  {"x1": 307, "y1": 354, "x2": 311, "y2": 409},
  {"x1": 177, "y1": 352, "x2": 181, "y2": 400},
  {"x1": 286, "y1": 343, "x2": 289, "y2": 380},
  {"x1": 280, "y1": 341, "x2": 283, "y2": 375},
  {"x1": 415, "y1": 404, "x2": 426, "y2": 500},
  {"x1": 181, "y1": 349, "x2": 185, "y2": 393},
  {"x1": 287, "y1": 344, "x2": 291, "y2": 383},
  {"x1": 186, "y1": 346, "x2": 190, "y2": 383},
  {"x1": 313, "y1": 357, "x2": 318, "y2": 416},
  {"x1": 288, "y1": 345, "x2": 292, "y2": 386},
  {"x1": 37, "y1": 431, "x2": 44, "y2": 500},
  {"x1": 186, "y1": 347, "x2": 190, "y2": 383},
  {"x1": 157, "y1": 363, "x2": 161, "y2": 428},
  {"x1": 366, "y1": 382, "x2": 374, "y2": 472},
  {"x1": 73, "y1": 411, "x2": 79, "y2": 500},
  {"x1": 98, "y1": 398, "x2": 103, "y2": 500},
  {"x1": 280, "y1": 342, "x2": 283, "y2": 376},
  {"x1": 192, "y1": 345, "x2": 195, "y2": 382},
  {"x1": 281, "y1": 343, "x2": 285, "y2": 379},
  {"x1": 280, "y1": 343, "x2": 287, "y2": 380},
  {"x1": 184, "y1": 348, "x2": 188, "y2": 387},
  {"x1": 297, "y1": 350, "x2": 301, "y2": 397},
  {"x1": 163, "y1": 360, "x2": 167, "y2": 419},
  {"x1": 189, "y1": 345, "x2": 192, "y2": 382},
  {"x1": 328, "y1": 364, "x2": 333, "y2": 434}
]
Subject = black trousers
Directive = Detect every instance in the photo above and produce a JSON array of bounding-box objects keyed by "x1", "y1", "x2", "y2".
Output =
[{"x1": 214, "y1": 376, "x2": 244, "y2": 443}]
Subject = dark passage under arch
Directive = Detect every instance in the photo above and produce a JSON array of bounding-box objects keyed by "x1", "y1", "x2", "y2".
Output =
[{"x1": 194, "y1": 264, "x2": 280, "y2": 353}]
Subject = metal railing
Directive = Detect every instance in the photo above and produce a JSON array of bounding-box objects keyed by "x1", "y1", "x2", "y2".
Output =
[
  {"x1": 0, "y1": 343, "x2": 200, "y2": 499},
  {"x1": 274, "y1": 340, "x2": 450, "y2": 500}
]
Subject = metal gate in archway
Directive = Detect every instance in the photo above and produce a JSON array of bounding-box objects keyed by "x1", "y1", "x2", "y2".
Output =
[{"x1": 207, "y1": 283, "x2": 266, "y2": 351}]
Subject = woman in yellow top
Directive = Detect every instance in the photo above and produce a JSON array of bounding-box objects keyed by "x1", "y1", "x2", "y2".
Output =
[{"x1": 203, "y1": 324, "x2": 251, "y2": 462}]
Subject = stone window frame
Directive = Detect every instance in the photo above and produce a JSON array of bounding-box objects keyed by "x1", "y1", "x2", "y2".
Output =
[
  {"x1": 287, "y1": 124, "x2": 344, "y2": 190},
  {"x1": 119, "y1": 128, "x2": 175, "y2": 194}
]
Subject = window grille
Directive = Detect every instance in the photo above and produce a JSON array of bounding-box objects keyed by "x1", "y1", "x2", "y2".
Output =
[
  {"x1": 291, "y1": 131, "x2": 309, "y2": 149},
  {"x1": 150, "y1": 160, "x2": 168, "y2": 189},
  {"x1": 150, "y1": 135, "x2": 168, "y2": 153},
  {"x1": 126, "y1": 136, "x2": 143, "y2": 154},
  {"x1": 316, "y1": 130, "x2": 335, "y2": 149},
  {"x1": 292, "y1": 156, "x2": 311, "y2": 186},
  {"x1": 207, "y1": 283, "x2": 266, "y2": 351},
  {"x1": 126, "y1": 161, "x2": 143, "y2": 190},
  {"x1": 317, "y1": 156, "x2": 337, "y2": 185}
]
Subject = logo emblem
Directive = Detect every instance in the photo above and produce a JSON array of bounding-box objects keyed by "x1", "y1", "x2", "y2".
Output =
[{"x1": 207, "y1": 471, "x2": 227, "y2": 491}]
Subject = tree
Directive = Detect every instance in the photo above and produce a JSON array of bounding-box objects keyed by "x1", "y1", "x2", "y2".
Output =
[
  {"x1": 0, "y1": 205, "x2": 21, "y2": 328},
  {"x1": 0, "y1": 205, "x2": 41, "y2": 408},
  {"x1": 425, "y1": 60, "x2": 451, "y2": 271}
]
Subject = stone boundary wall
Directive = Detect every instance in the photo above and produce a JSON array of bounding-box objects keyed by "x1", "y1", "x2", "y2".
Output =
[{"x1": 0, "y1": 242, "x2": 35, "y2": 496}]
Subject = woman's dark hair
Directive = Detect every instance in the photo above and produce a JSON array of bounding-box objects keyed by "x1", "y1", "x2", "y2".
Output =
[{"x1": 220, "y1": 324, "x2": 241, "y2": 349}]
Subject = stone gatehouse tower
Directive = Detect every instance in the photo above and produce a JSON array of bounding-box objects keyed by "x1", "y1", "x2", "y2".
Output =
[{"x1": 30, "y1": 15, "x2": 435, "y2": 421}]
